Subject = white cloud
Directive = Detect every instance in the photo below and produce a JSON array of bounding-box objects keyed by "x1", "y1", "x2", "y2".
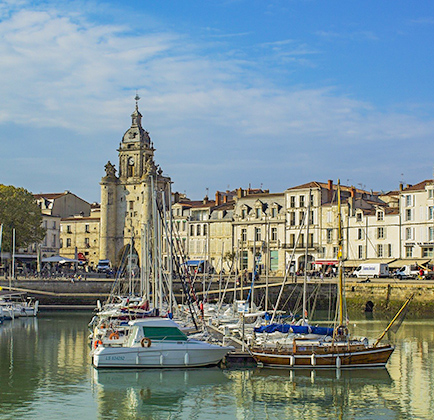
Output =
[{"x1": 0, "y1": 2, "x2": 433, "y2": 201}]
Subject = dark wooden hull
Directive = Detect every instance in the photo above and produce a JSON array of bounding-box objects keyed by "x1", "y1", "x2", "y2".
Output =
[{"x1": 251, "y1": 344, "x2": 394, "y2": 369}]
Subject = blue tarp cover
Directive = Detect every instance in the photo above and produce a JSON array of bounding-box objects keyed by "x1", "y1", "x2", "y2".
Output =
[
  {"x1": 254, "y1": 323, "x2": 334, "y2": 336},
  {"x1": 185, "y1": 260, "x2": 205, "y2": 266}
]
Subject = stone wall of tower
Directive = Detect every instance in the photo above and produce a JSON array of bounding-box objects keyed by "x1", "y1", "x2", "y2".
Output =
[{"x1": 100, "y1": 176, "x2": 118, "y2": 264}]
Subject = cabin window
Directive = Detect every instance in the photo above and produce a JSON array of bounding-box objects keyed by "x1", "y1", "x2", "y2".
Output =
[{"x1": 142, "y1": 326, "x2": 187, "y2": 341}]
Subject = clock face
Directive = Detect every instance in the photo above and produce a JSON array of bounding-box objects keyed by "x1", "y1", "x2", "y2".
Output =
[{"x1": 128, "y1": 157, "x2": 135, "y2": 165}]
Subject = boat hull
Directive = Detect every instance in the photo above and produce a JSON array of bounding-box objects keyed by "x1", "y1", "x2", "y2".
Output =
[
  {"x1": 251, "y1": 345, "x2": 394, "y2": 369},
  {"x1": 93, "y1": 341, "x2": 232, "y2": 368}
]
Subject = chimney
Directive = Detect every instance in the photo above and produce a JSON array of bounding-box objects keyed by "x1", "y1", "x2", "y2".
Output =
[
  {"x1": 223, "y1": 195, "x2": 228, "y2": 204},
  {"x1": 203, "y1": 195, "x2": 209, "y2": 204},
  {"x1": 399, "y1": 183, "x2": 403, "y2": 191},
  {"x1": 237, "y1": 188, "x2": 243, "y2": 199},
  {"x1": 215, "y1": 191, "x2": 221, "y2": 206},
  {"x1": 174, "y1": 192, "x2": 180, "y2": 203},
  {"x1": 327, "y1": 179, "x2": 333, "y2": 202},
  {"x1": 351, "y1": 186, "x2": 356, "y2": 198}
]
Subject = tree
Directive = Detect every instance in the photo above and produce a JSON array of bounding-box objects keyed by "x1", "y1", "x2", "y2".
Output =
[{"x1": 0, "y1": 185, "x2": 46, "y2": 253}]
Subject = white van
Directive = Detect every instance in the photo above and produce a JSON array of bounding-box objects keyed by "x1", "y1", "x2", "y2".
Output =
[{"x1": 352, "y1": 263, "x2": 389, "y2": 278}]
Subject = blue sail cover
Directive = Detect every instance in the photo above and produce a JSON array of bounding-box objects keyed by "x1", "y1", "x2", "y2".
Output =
[{"x1": 254, "y1": 323, "x2": 334, "y2": 336}]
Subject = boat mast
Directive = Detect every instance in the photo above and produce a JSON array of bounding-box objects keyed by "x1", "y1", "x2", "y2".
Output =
[
  {"x1": 302, "y1": 188, "x2": 312, "y2": 324},
  {"x1": 337, "y1": 179, "x2": 344, "y2": 327}
]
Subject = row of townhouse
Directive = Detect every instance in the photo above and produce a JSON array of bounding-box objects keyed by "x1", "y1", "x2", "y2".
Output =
[
  {"x1": 165, "y1": 179, "x2": 434, "y2": 276},
  {"x1": 19, "y1": 178, "x2": 434, "y2": 275}
]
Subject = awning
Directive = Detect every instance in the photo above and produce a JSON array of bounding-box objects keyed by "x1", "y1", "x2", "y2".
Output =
[
  {"x1": 314, "y1": 260, "x2": 338, "y2": 265},
  {"x1": 185, "y1": 260, "x2": 205, "y2": 266},
  {"x1": 344, "y1": 259, "x2": 396, "y2": 267},
  {"x1": 42, "y1": 255, "x2": 81, "y2": 264},
  {"x1": 388, "y1": 259, "x2": 431, "y2": 269}
]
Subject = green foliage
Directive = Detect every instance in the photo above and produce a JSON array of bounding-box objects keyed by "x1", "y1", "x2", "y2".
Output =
[{"x1": 0, "y1": 184, "x2": 46, "y2": 252}]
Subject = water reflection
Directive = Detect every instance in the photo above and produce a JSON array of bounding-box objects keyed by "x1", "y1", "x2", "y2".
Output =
[{"x1": 1, "y1": 315, "x2": 434, "y2": 419}]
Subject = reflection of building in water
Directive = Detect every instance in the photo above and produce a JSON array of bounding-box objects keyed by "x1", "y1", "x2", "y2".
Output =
[{"x1": 387, "y1": 322, "x2": 434, "y2": 420}]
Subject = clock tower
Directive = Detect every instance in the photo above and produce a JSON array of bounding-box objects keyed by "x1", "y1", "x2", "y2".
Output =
[{"x1": 100, "y1": 95, "x2": 171, "y2": 270}]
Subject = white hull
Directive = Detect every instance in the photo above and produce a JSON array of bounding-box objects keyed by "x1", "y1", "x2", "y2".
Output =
[{"x1": 93, "y1": 341, "x2": 231, "y2": 368}]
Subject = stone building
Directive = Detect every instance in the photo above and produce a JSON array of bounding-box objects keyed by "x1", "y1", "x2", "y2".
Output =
[{"x1": 99, "y1": 98, "x2": 171, "y2": 269}]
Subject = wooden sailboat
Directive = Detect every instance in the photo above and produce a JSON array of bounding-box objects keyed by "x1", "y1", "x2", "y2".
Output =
[{"x1": 251, "y1": 180, "x2": 408, "y2": 369}]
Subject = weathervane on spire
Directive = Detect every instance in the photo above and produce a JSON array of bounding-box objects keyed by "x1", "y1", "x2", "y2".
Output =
[{"x1": 135, "y1": 91, "x2": 140, "y2": 109}]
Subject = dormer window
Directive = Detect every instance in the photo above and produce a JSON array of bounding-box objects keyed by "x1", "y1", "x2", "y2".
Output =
[
  {"x1": 241, "y1": 208, "x2": 246, "y2": 219},
  {"x1": 377, "y1": 211, "x2": 384, "y2": 221},
  {"x1": 356, "y1": 213, "x2": 362, "y2": 222},
  {"x1": 271, "y1": 207, "x2": 277, "y2": 218},
  {"x1": 256, "y1": 208, "x2": 261, "y2": 218}
]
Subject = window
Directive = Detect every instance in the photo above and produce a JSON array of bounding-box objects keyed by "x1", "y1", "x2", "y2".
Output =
[
  {"x1": 241, "y1": 209, "x2": 246, "y2": 219},
  {"x1": 52, "y1": 234, "x2": 56, "y2": 248},
  {"x1": 129, "y1": 201, "x2": 134, "y2": 210},
  {"x1": 271, "y1": 227, "x2": 277, "y2": 241},
  {"x1": 196, "y1": 225, "x2": 201, "y2": 236},
  {"x1": 429, "y1": 207, "x2": 434, "y2": 220},
  {"x1": 241, "y1": 251, "x2": 248, "y2": 270},
  {"x1": 85, "y1": 237, "x2": 90, "y2": 247},
  {"x1": 66, "y1": 238, "x2": 71, "y2": 247},
  {"x1": 309, "y1": 233, "x2": 314, "y2": 247},
  {"x1": 85, "y1": 224, "x2": 90, "y2": 233},
  {"x1": 310, "y1": 195, "x2": 314, "y2": 207},
  {"x1": 299, "y1": 211, "x2": 305, "y2": 225},
  {"x1": 405, "y1": 227, "x2": 413, "y2": 240},
  {"x1": 67, "y1": 225, "x2": 72, "y2": 233},
  {"x1": 405, "y1": 195, "x2": 412, "y2": 207},
  {"x1": 203, "y1": 224, "x2": 207, "y2": 236},
  {"x1": 256, "y1": 208, "x2": 261, "y2": 218},
  {"x1": 270, "y1": 250, "x2": 278, "y2": 271},
  {"x1": 53, "y1": 221, "x2": 56, "y2": 229},
  {"x1": 388, "y1": 244, "x2": 392, "y2": 258},
  {"x1": 430, "y1": 227, "x2": 434, "y2": 241},
  {"x1": 142, "y1": 326, "x2": 187, "y2": 341},
  {"x1": 356, "y1": 213, "x2": 362, "y2": 222},
  {"x1": 358, "y1": 245, "x2": 363, "y2": 259},
  {"x1": 377, "y1": 227, "x2": 385, "y2": 239},
  {"x1": 333, "y1": 247, "x2": 339, "y2": 258},
  {"x1": 377, "y1": 244, "x2": 383, "y2": 258},
  {"x1": 182, "y1": 221, "x2": 186, "y2": 232},
  {"x1": 241, "y1": 228, "x2": 247, "y2": 242},
  {"x1": 327, "y1": 229, "x2": 333, "y2": 243},
  {"x1": 290, "y1": 196, "x2": 295, "y2": 208},
  {"x1": 290, "y1": 212, "x2": 296, "y2": 226},
  {"x1": 405, "y1": 246, "x2": 413, "y2": 258},
  {"x1": 429, "y1": 189, "x2": 434, "y2": 199},
  {"x1": 60, "y1": 238, "x2": 63, "y2": 248},
  {"x1": 255, "y1": 227, "x2": 261, "y2": 241},
  {"x1": 299, "y1": 195, "x2": 305, "y2": 208},
  {"x1": 310, "y1": 210, "x2": 314, "y2": 225},
  {"x1": 271, "y1": 207, "x2": 277, "y2": 218},
  {"x1": 377, "y1": 211, "x2": 384, "y2": 221},
  {"x1": 300, "y1": 234, "x2": 304, "y2": 248},
  {"x1": 405, "y1": 208, "x2": 412, "y2": 221},
  {"x1": 190, "y1": 225, "x2": 195, "y2": 236},
  {"x1": 423, "y1": 247, "x2": 434, "y2": 258},
  {"x1": 357, "y1": 228, "x2": 364, "y2": 240},
  {"x1": 290, "y1": 234, "x2": 295, "y2": 247}
]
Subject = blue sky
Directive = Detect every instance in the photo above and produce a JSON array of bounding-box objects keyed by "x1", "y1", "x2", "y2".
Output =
[{"x1": 1, "y1": 0, "x2": 433, "y2": 203}]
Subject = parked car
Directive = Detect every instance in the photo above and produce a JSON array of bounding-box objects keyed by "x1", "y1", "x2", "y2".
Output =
[{"x1": 97, "y1": 259, "x2": 112, "y2": 274}]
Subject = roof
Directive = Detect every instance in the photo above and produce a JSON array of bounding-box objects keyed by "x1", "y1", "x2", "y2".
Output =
[{"x1": 402, "y1": 179, "x2": 434, "y2": 192}]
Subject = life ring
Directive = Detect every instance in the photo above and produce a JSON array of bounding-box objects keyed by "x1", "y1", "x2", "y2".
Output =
[
  {"x1": 109, "y1": 332, "x2": 120, "y2": 340},
  {"x1": 94, "y1": 339, "x2": 103, "y2": 349},
  {"x1": 141, "y1": 337, "x2": 152, "y2": 348}
]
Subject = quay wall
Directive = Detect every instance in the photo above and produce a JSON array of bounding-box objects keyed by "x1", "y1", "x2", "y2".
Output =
[{"x1": 1, "y1": 276, "x2": 433, "y2": 316}]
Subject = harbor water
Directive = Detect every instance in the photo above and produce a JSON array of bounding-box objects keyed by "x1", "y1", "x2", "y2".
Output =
[{"x1": 1, "y1": 312, "x2": 434, "y2": 420}]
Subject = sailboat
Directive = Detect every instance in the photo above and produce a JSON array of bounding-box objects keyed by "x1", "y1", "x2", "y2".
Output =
[{"x1": 250, "y1": 180, "x2": 407, "y2": 369}]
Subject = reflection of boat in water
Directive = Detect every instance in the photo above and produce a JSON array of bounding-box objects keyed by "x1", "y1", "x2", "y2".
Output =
[{"x1": 93, "y1": 368, "x2": 230, "y2": 413}]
